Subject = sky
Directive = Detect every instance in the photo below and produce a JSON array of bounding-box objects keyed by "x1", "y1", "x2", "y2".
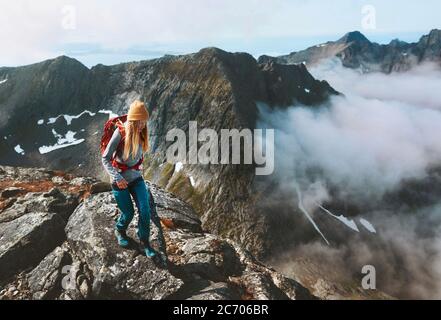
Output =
[{"x1": 0, "y1": 0, "x2": 440, "y2": 68}]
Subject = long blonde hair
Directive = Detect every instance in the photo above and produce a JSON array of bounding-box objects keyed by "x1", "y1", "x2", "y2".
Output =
[{"x1": 123, "y1": 119, "x2": 149, "y2": 161}]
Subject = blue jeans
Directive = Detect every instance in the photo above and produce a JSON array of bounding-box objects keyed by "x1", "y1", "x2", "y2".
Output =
[{"x1": 111, "y1": 177, "x2": 151, "y2": 242}]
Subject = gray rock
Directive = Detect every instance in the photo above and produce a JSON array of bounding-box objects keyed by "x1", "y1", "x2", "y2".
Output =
[
  {"x1": 69, "y1": 177, "x2": 97, "y2": 186},
  {"x1": 148, "y1": 182, "x2": 202, "y2": 233},
  {"x1": 166, "y1": 230, "x2": 242, "y2": 282},
  {"x1": 225, "y1": 239, "x2": 317, "y2": 300},
  {"x1": 27, "y1": 244, "x2": 72, "y2": 300},
  {"x1": 65, "y1": 191, "x2": 184, "y2": 299},
  {"x1": 0, "y1": 211, "x2": 66, "y2": 284},
  {"x1": 270, "y1": 272, "x2": 317, "y2": 300},
  {"x1": 187, "y1": 282, "x2": 238, "y2": 300},
  {"x1": 0, "y1": 189, "x2": 79, "y2": 223},
  {"x1": 58, "y1": 260, "x2": 93, "y2": 300},
  {"x1": 165, "y1": 229, "x2": 315, "y2": 300}
]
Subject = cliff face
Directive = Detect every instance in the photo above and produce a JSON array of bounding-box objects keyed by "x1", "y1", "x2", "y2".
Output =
[
  {"x1": 0, "y1": 48, "x2": 338, "y2": 259},
  {"x1": 259, "y1": 29, "x2": 441, "y2": 73},
  {"x1": 0, "y1": 165, "x2": 316, "y2": 300}
]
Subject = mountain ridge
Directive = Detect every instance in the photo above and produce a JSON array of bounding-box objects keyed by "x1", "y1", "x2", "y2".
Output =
[
  {"x1": 0, "y1": 46, "x2": 338, "y2": 260},
  {"x1": 0, "y1": 165, "x2": 322, "y2": 300},
  {"x1": 258, "y1": 29, "x2": 441, "y2": 73}
]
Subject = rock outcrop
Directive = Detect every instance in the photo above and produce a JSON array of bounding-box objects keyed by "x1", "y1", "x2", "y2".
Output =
[{"x1": 0, "y1": 165, "x2": 316, "y2": 300}]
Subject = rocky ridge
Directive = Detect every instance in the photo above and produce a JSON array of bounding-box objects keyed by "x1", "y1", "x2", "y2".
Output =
[
  {"x1": 0, "y1": 165, "x2": 315, "y2": 300},
  {"x1": 259, "y1": 29, "x2": 441, "y2": 73}
]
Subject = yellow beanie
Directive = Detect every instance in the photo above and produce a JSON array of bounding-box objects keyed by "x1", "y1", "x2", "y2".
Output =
[{"x1": 127, "y1": 100, "x2": 149, "y2": 121}]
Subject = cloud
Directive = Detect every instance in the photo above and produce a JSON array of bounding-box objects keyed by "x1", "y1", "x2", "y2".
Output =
[
  {"x1": 271, "y1": 203, "x2": 441, "y2": 299},
  {"x1": 311, "y1": 59, "x2": 441, "y2": 111},
  {"x1": 257, "y1": 60, "x2": 441, "y2": 298},
  {"x1": 259, "y1": 60, "x2": 441, "y2": 202}
]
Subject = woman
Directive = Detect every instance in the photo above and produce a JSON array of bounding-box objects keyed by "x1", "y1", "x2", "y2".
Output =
[{"x1": 101, "y1": 100, "x2": 156, "y2": 257}]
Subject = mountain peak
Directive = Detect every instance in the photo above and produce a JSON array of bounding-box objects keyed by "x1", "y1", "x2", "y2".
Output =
[
  {"x1": 429, "y1": 28, "x2": 441, "y2": 36},
  {"x1": 196, "y1": 47, "x2": 234, "y2": 60},
  {"x1": 339, "y1": 31, "x2": 370, "y2": 44},
  {"x1": 196, "y1": 47, "x2": 256, "y2": 63},
  {"x1": 51, "y1": 55, "x2": 86, "y2": 67},
  {"x1": 389, "y1": 38, "x2": 407, "y2": 46},
  {"x1": 427, "y1": 28, "x2": 441, "y2": 41},
  {"x1": 418, "y1": 29, "x2": 441, "y2": 46}
]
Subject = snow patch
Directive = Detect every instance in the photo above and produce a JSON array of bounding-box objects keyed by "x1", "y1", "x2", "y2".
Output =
[
  {"x1": 37, "y1": 119, "x2": 44, "y2": 125},
  {"x1": 38, "y1": 129, "x2": 85, "y2": 154},
  {"x1": 295, "y1": 184, "x2": 330, "y2": 245},
  {"x1": 360, "y1": 218, "x2": 377, "y2": 233},
  {"x1": 305, "y1": 88, "x2": 310, "y2": 93},
  {"x1": 14, "y1": 144, "x2": 25, "y2": 155},
  {"x1": 318, "y1": 204, "x2": 359, "y2": 232},
  {"x1": 47, "y1": 110, "x2": 96, "y2": 125},
  {"x1": 63, "y1": 110, "x2": 96, "y2": 125},
  {"x1": 175, "y1": 161, "x2": 183, "y2": 173},
  {"x1": 189, "y1": 176, "x2": 196, "y2": 187},
  {"x1": 43, "y1": 109, "x2": 117, "y2": 125},
  {"x1": 0, "y1": 78, "x2": 8, "y2": 85}
]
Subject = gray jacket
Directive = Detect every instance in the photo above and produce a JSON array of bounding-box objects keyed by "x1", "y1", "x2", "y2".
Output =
[{"x1": 101, "y1": 128, "x2": 144, "y2": 184}]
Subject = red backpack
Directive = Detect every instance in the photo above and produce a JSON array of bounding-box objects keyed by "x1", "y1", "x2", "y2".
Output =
[{"x1": 100, "y1": 114, "x2": 144, "y2": 172}]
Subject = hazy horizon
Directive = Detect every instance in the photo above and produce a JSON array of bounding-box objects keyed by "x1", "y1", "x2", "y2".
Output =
[
  {"x1": 0, "y1": 30, "x2": 436, "y2": 69},
  {"x1": 1, "y1": 0, "x2": 440, "y2": 68}
]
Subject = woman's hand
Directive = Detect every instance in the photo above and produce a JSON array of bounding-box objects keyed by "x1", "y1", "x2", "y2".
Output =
[{"x1": 116, "y1": 178, "x2": 128, "y2": 189}]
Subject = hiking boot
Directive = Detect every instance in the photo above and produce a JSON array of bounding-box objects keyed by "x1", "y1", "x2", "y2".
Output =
[
  {"x1": 141, "y1": 240, "x2": 156, "y2": 257},
  {"x1": 115, "y1": 229, "x2": 130, "y2": 248}
]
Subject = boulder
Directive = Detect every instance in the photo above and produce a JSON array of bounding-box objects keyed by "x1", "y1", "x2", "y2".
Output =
[
  {"x1": 27, "y1": 244, "x2": 72, "y2": 299},
  {"x1": 148, "y1": 183, "x2": 202, "y2": 233},
  {"x1": 0, "y1": 211, "x2": 66, "y2": 284},
  {"x1": 65, "y1": 191, "x2": 184, "y2": 299},
  {"x1": 0, "y1": 188, "x2": 79, "y2": 224}
]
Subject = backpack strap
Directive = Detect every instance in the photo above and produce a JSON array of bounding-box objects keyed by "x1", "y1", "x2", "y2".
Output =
[
  {"x1": 112, "y1": 155, "x2": 144, "y2": 173},
  {"x1": 114, "y1": 118, "x2": 126, "y2": 156}
]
